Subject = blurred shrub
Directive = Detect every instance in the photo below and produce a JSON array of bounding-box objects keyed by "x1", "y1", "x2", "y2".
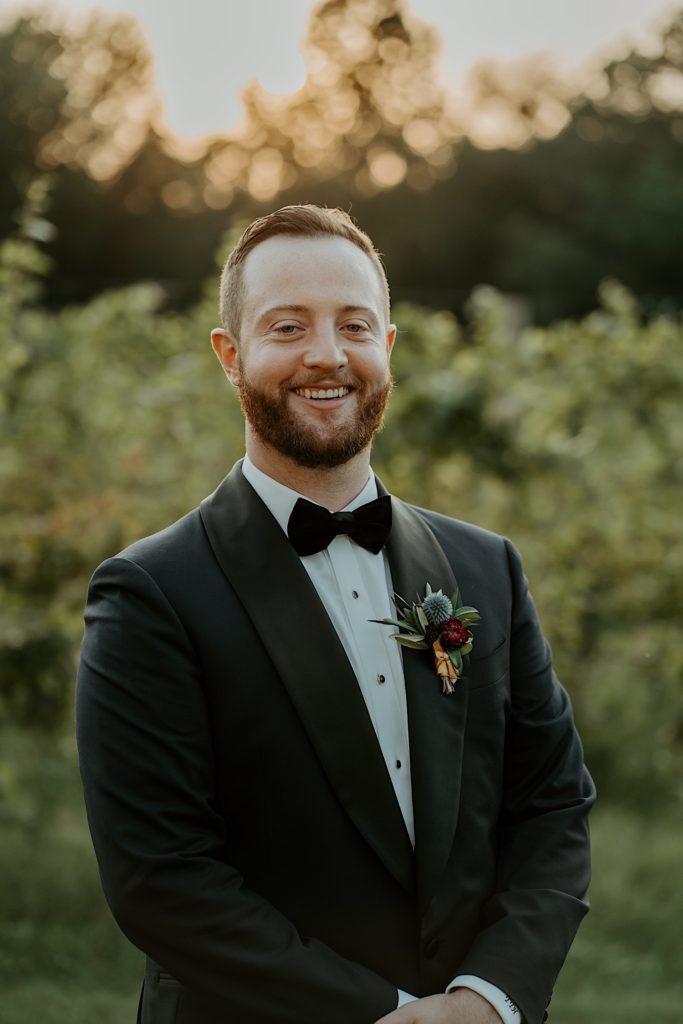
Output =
[
  {"x1": 1, "y1": 221, "x2": 681, "y2": 811},
  {"x1": 378, "y1": 285, "x2": 683, "y2": 813},
  {"x1": 0, "y1": 214, "x2": 243, "y2": 728}
]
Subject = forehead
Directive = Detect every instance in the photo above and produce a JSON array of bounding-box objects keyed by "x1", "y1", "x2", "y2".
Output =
[{"x1": 241, "y1": 234, "x2": 386, "y2": 322}]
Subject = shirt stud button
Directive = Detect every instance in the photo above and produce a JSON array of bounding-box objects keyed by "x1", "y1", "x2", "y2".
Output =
[
  {"x1": 377, "y1": 674, "x2": 385, "y2": 684},
  {"x1": 351, "y1": 590, "x2": 359, "y2": 599},
  {"x1": 395, "y1": 759, "x2": 402, "y2": 769}
]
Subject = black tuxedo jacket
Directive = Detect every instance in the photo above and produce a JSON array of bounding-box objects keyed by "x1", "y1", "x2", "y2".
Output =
[{"x1": 76, "y1": 462, "x2": 595, "y2": 1024}]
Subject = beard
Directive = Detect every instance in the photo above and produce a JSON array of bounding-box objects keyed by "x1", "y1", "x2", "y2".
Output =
[{"x1": 236, "y1": 371, "x2": 394, "y2": 469}]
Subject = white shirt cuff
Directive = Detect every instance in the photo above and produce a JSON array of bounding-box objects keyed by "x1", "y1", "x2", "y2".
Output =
[
  {"x1": 396, "y1": 988, "x2": 418, "y2": 1007},
  {"x1": 447, "y1": 975, "x2": 522, "y2": 1024}
]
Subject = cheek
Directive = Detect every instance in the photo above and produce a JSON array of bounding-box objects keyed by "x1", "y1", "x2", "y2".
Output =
[
  {"x1": 362, "y1": 356, "x2": 392, "y2": 385},
  {"x1": 352, "y1": 346, "x2": 390, "y2": 374},
  {"x1": 243, "y1": 351, "x2": 298, "y2": 384}
]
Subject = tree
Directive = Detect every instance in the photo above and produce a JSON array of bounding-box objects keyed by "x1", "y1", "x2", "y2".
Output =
[{"x1": 3, "y1": 4, "x2": 683, "y2": 319}]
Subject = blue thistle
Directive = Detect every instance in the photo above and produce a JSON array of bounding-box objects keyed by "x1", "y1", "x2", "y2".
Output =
[{"x1": 422, "y1": 590, "x2": 453, "y2": 626}]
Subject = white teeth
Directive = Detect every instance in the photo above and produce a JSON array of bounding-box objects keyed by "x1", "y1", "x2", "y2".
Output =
[{"x1": 295, "y1": 387, "x2": 350, "y2": 399}]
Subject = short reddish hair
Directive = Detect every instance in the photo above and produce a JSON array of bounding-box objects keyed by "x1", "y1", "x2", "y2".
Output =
[{"x1": 219, "y1": 204, "x2": 390, "y2": 338}]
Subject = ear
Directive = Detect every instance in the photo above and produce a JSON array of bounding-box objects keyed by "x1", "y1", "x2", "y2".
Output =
[
  {"x1": 386, "y1": 323, "x2": 397, "y2": 358},
  {"x1": 211, "y1": 328, "x2": 240, "y2": 385}
]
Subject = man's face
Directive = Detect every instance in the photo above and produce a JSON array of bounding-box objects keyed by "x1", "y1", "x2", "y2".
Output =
[{"x1": 213, "y1": 235, "x2": 396, "y2": 470}]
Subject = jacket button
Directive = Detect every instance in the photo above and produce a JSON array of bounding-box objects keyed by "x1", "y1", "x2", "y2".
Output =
[{"x1": 424, "y1": 938, "x2": 440, "y2": 959}]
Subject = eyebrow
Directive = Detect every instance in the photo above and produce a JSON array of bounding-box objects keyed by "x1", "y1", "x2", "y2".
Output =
[
  {"x1": 257, "y1": 305, "x2": 380, "y2": 327},
  {"x1": 257, "y1": 305, "x2": 306, "y2": 324}
]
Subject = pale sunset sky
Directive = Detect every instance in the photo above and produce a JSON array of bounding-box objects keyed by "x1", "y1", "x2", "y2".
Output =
[{"x1": 2, "y1": 0, "x2": 678, "y2": 139}]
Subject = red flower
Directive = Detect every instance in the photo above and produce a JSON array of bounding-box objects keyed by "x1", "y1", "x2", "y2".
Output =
[{"x1": 439, "y1": 617, "x2": 470, "y2": 649}]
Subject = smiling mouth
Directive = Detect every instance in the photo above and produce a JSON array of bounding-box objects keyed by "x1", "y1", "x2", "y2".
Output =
[{"x1": 292, "y1": 386, "x2": 352, "y2": 400}]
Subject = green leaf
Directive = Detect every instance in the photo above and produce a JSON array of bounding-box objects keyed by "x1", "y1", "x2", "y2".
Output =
[
  {"x1": 448, "y1": 649, "x2": 463, "y2": 672},
  {"x1": 450, "y1": 589, "x2": 462, "y2": 609},
  {"x1": 415, "y1": 605, "x2": 429, "y2": 630},
  {"x1": 459, "y1": 642, "x2": 473, "y2": 656},
  {"x1": 454, "y1": 606, "x2": 480, "y2": 619},
  {"x1": 403, "y1": 608, "x2": 419, "y2": 631},
  {"x1": 457, "y1": 614, "x2": 480, "y2": 626},
  {"x1": 368, "y1": 617, "x2": 406, "y2": 629},
  {"x1": 393, "y1": 635, "x2": 430, "y2": 650},
  {"x1": 425, "y1": 582, "x2": 432, "y2": 596}
]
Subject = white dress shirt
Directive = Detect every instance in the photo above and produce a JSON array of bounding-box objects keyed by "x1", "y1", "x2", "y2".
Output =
[{"x1": 241, "y1": 456, "x2": 521, "y2": 1024}]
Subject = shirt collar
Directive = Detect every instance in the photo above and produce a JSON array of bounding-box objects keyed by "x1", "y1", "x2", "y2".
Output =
[{"x1": 241, "y1": 454, "x2": 378, "y2": 538}]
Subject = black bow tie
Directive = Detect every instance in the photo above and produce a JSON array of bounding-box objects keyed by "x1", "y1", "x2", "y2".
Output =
[{"x1": 287, "y1": 494, "x2": 392, "y2": 556}]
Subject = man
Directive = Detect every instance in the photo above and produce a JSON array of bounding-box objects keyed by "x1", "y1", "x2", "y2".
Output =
[{"x1": 76, "y1": 205, "x2": 595, "y2": 1024}]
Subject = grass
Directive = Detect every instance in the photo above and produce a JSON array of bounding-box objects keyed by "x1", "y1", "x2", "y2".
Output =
[
  {"x1": 2, "y1": 727, "x2": 682, "y2": 1023},
  {"x1": 4, "y1": 982, "x2": 138, "y2": 1024}
]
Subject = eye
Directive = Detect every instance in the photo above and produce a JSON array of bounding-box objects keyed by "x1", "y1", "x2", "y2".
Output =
[
  {"x1": 274, "y1": 322, "x2": 301, "y2": 335},
  {"x1": 343, "y1": 321, "x2": 369, "y2": 334}
]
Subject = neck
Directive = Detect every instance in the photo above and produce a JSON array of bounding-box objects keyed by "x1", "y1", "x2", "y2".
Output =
[{"x1": 245, "y1": 433, "x2": 372, "y2": 511}]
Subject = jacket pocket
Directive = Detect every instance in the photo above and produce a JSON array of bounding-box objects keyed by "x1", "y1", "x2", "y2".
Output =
[
  {"x1": 464, "y1": 636, "x2": 509, "y2": 690},
  {"x1": 141, "y1": 969, "x2": 181, "y2": 1024}
]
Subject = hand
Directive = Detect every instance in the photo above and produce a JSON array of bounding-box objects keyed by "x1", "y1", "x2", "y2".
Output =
[{"x1": 374, "y1": 988, "x2": 503, "y2": 1024}]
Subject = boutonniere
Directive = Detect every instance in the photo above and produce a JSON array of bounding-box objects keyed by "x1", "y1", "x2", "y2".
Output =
[{"x1": 371, "y1": 584, "x2": 480, "y2": 694}]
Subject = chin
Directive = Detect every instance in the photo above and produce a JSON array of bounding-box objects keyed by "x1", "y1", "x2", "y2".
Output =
[{"x1": 274, "y1": 428, "x2": 370, "y2": 470}]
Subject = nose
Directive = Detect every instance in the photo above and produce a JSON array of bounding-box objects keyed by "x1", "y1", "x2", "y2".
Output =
[{"x1": 302, "y1": 323, "x2": 349, "y2": 370}]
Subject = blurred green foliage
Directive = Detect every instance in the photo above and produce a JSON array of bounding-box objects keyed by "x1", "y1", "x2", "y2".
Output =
[
  {"x1": 381, "y1": 286, "x2": 683, "y2": 811},
  {"x1": 0, "y1": 216, "x2": 239, "y2": 724},
  {"x1": 1, "y1": 202, "x2": 682, "y2": 812}
]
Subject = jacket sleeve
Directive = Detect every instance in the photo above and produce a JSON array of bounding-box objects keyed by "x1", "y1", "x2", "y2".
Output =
[
  {"x1": 76, "y1": 555, "x2": 398, "y2": 1024},
  {"x1": 455, "y1": 538, "x2": 596, "y2": 1024}
]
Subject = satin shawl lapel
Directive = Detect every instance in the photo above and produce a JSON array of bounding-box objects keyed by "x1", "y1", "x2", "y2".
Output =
[
  {"x1": 199, "y1": 463, "x2": 415, "y2": 894},
  {"x1": 378, "y1": 482, "x2": 469, "y2": 916}
]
